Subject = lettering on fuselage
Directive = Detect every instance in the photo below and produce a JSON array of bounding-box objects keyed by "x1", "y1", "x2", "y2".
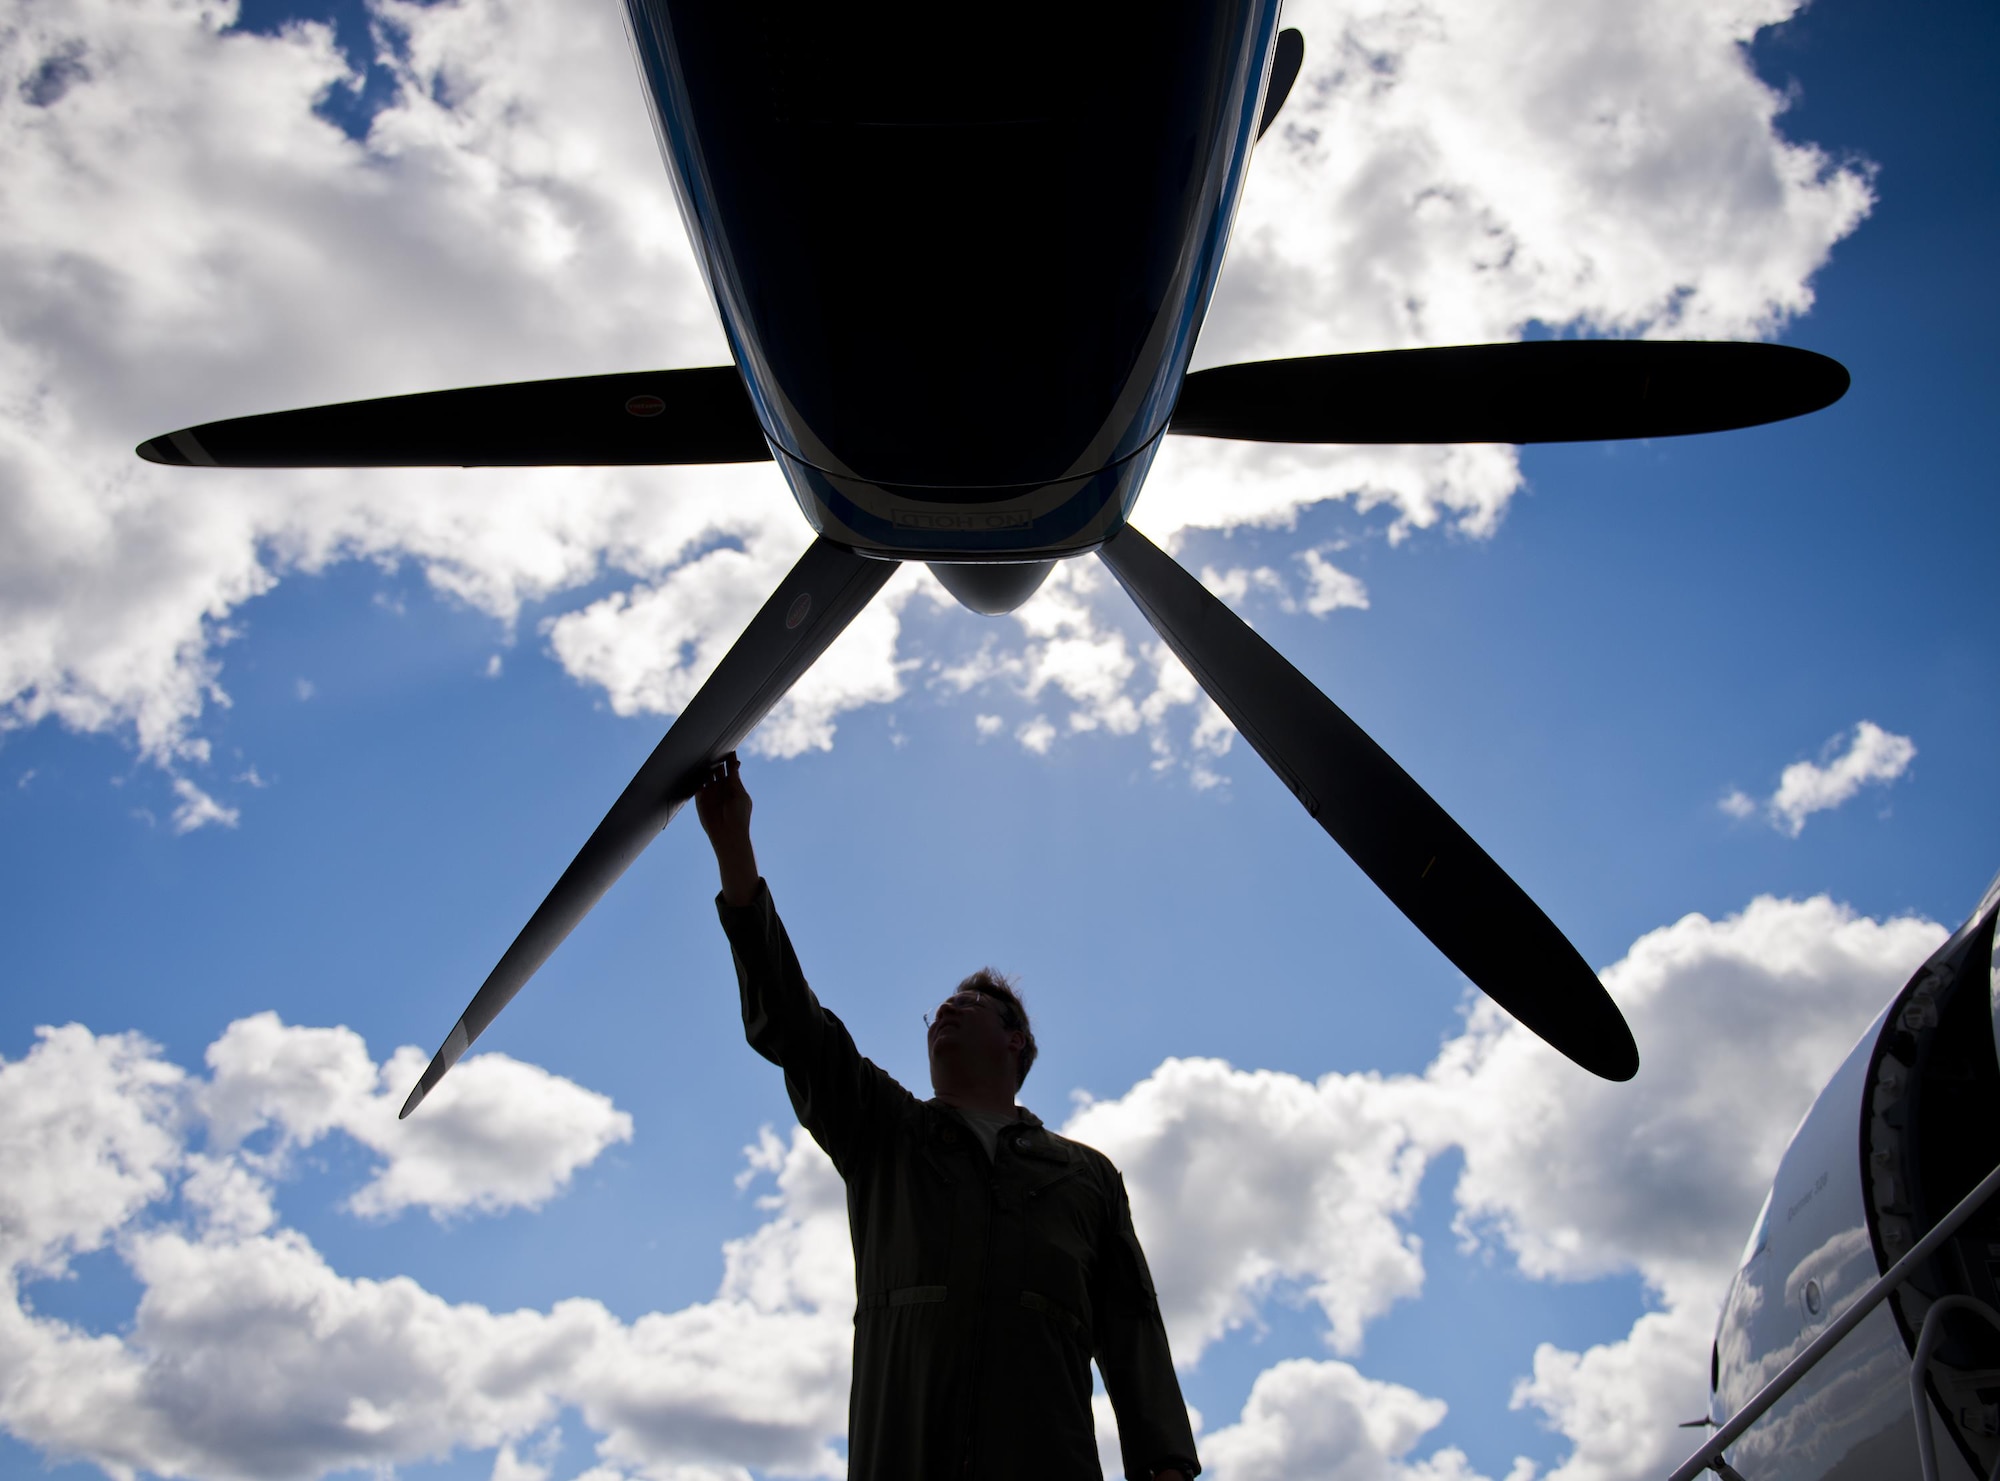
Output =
[
  {"x1": 892, "y1": 508, "x2": 1034, "y2": 532},
  {"x1": 1786, "y1": 1169, "x2": 1830, "y2": 1222}
]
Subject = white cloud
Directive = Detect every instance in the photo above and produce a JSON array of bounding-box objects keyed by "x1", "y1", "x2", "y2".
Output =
[
  {"x1": 1200, "y1": 1359, "x2": 1510, "y2": 1481},
  {"x1": 1718, "y1": 721, "x2": 1917, "y2": 834},
  {"x1": 575, "y1": 1127, "x2": 852, "y2": 1481},
  {"x1": 94, "y1": 1226, "x2": 595, "y2": 1480},
  {"x1": 0, "y1": 0, "x2": 871, "y2": 781},
  {"x1": 0, "y1": 886, "x2": 1951, "y2": 1481},
  {"x1": 1201, "y1": 0, "x2": 1872, "y2": 360},
  {"x1": 0, "y1": 0, "x2": 1870, "y2": 793},
  {"x1": 1141, "y1": 0, "x2": 1872, "y2": 546},
  {"x1": 200, "y1": 1013, "x2": 378, "y2": 1150},
  {"x1": 1766, "y1": 721, "x2": 1916, "y2": 835},
  {"x1": 1067, "y1": 893, "x2": 1939, "y2": 1481},
  {"x1": 170, "y1": 777, "x2": 239, "y2": 834},
  {"x1": 490, "y1": 1438, "x2": 552, "y2": 1481},
  {"x1": 1510, "y1": 1301, "x2": 1717, "y2": 1481},
  {"x1": 542, "y1": 523, "x2": 918, "y2": 759},
  {"x1": 1299, "y1": 549, "x2": 1371, "y2": 616},
  {"x1": 933, "y1": 563, "x2": 1231, "y2": 782},
  {"x1": 1017, "y1": 715, "x2": 1057, "y2": 755},
  {"x1": 0, "y1": 1025, "x2": 185, "y2": 1277},
  {"x1": 1200, "y1": 564, "x2": 1290, "y2": 609},
  {"x1": 201, "y1": 1011, "x2": 633, "y2": 1220},
  {"x1": 1136, "y1": 438, "x2": 1529, "y2": 549},
  {"x1": 1424, "y1": 895, "x2": 1941, "y2": 1481},
  {"x1": 350, "y1": 1045, "x2": 633, "y2": 1219},
  {"x1": 1425, "y1": 895, "x2": 1940, "y2": 1298},
  {"x1": 0, "y1": 1021, "x2": 846, "y2": 1481},
  {"x1": 1063, "y1": 1058, "x2": 1430, "y2": 1361},
  {"x1": 1185, "y1": 552, "x2": 1366, "y2": 622}
]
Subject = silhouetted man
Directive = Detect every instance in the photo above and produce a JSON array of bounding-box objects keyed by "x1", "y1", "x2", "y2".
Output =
[{"x1": 697, "y1": 755, "x2": 1199, "y2": 1481}]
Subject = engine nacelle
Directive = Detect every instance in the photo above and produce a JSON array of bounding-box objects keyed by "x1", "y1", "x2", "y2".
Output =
[{"x1": 1711, "y1": 870, "x2": 2000, "y2": 1479}]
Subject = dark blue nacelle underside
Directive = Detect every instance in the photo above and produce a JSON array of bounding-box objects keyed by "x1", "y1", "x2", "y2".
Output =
[{"x1": 622, "y1": 0, "x2": 1281, "y2": 558}]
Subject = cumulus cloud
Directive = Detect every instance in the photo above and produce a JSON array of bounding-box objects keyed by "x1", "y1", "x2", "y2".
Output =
[
  {"x1": 577, "y1": 1129, "x2": 852, "y2": 1481},
  {"x1": 0, "y1": 0, "x2": 883, "y2": 783},
  {"x1": 1719, "y1": 721, "x2": 1917, "y2": 834},
  {"x1": 0, "y1": 1020, "x2": 846, "y2": 1481},
  {"x1": 1201, "y1": 0, "x2": 1874, "y2": 360},
  {"x1": 1299, "y1": 549, "x2": 1371, "y2": 616},
  {"x1": 1200, "y1": 565, "x2": 1291, "y2": 610},
  {"x1": 0, "y1": 1024, "x2": 184, "y2": 1278},
  {"x1": 1064, "y1": 1059, "x2": 1430, "y2": 1361},
  {"x1": 1141, "y1": 0, "x2": 1873, "y2": 545},
  {"x1": 1423, "y1": 895, "x2": 1941, "y2": 1299},
  {"x1": 1057, "y1": 893, "x2": 1940, "y2": 1481},
  {"x1": 543, "y1": 534, "x2": 920, "y2": 760},
  {"x1": 932, "y1": 562, "x2": 1225, "y2": 777},
  {"x1": 1195, "y1": 553, "x2": 1368, "y2": 621},
  {"x1": 0, "y1": 886, "x2": 1948, "y2": 1481},
  {"x1": 1423, "y1": 896, "x2": 1941, "y2": 1481},
  {"x1": 1510, "y1": 1301, "x2": 1720, "y2": 1481},
  {"x1": 200, "y1": 1011, "x2": 633, "y2": 1219},
  {"x1": 0, "y1": 0, "x2": 1870, "y2": 800},
  {"x1": 1201, "y1": 1359, "x2": 1515, "y2": 1481}
]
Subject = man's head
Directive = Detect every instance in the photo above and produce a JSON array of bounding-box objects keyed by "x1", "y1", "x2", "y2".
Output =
[{"x1": 925, "y1": 968, "x2": 1038, "y2": 1102}]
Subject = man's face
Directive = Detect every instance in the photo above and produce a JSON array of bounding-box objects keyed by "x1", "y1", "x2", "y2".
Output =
[{"x1": 925, "y1": 990, "x2": 1021, "y2": 1088}]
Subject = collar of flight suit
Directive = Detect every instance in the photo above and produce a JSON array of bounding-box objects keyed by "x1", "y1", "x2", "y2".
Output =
[{"x1": 922, "y1": 1099, "x2": 1078, "y2": 1182}]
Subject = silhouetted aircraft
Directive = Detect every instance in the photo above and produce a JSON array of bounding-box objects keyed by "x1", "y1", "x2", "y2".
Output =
[{"x1": 137, "y1": 3, "x2": 1850, "y2": 1114}]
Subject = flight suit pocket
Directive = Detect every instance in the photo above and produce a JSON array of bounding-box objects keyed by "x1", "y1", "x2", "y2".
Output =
[{"x1": 1018, "y1": 1288, "x2": 1090, "y2": 1349}]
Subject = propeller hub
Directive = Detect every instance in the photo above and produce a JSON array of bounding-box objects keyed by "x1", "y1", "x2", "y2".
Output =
[{"x1": 928, "y1": 560, "x2": 1056, "y2": 615}]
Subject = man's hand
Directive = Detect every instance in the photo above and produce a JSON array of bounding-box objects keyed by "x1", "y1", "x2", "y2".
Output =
[{"x1": 695, "y1": 753, "x2": 759, "y2": 906}]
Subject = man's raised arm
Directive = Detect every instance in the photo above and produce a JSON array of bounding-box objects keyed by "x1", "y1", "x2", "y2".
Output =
[{"x1": 697, "y1": 756, "x2": 903, "y2": 1173}]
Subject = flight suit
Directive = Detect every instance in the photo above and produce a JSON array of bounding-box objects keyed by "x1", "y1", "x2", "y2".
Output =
[{"x1": 719, "y1": 882, "x2": 1200, "y2": 1481}]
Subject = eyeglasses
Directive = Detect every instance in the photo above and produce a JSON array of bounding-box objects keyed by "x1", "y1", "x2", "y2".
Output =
[{"x1": 923, "y1": 991, "x2": 1019, "y2": 1031}]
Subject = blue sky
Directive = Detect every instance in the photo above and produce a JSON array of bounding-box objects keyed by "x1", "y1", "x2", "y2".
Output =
[{"x1": 2, "y1": 1, "x2": 1995, "y2": 1479}]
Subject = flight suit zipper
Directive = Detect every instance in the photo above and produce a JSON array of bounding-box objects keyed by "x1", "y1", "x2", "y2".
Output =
[{"x1": 959, "y1": 1137, "x2": 1006, "y2": 1478}]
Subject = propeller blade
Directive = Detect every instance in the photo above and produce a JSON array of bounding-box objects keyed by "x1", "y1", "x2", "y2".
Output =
[
  {"x1": 1258, "y1": 28, "x2": 1304, "y2": 139},
  {"x1": 1170, "y1": 340, "x2": 1848, "y2": 445},
  {"x1": 1097, "y1": 524, "x2": 1638, "y2": 1081},
  {"x1": 136, "y1": 365, "x2": 771, "y2": 468},
  {"x1": 399, "y1": 538, "x2": 897, "y2": 1117}
]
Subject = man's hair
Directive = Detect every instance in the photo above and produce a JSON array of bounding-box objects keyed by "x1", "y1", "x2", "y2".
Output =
[{"x1": 958, "y1": 967, "x2": 1037, "y2": 1088}]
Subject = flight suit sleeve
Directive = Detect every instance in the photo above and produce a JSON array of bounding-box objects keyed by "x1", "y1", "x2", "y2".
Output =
[
  {"x1": 716, "y1": 879, "x2": 903, "y2": 1175},
  {"x1": 1091, "y1": 1169, "x2": 1201, "y2": 1481}
]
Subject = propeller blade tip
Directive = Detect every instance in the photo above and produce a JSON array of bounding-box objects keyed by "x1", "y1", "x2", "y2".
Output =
[
  {"x1": 1811, "y1": 350, "x2": 1852, "y2": 410},
  {"x1": 136, "y1": 429, "x2": 216, "y2": 466},
  {"x1": 398, "y1": 1017, "x2": 471, "y2": 1120},
  {"x1": 1578, "y1": 1017, "x2": 1640, "y2": 1082}
]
